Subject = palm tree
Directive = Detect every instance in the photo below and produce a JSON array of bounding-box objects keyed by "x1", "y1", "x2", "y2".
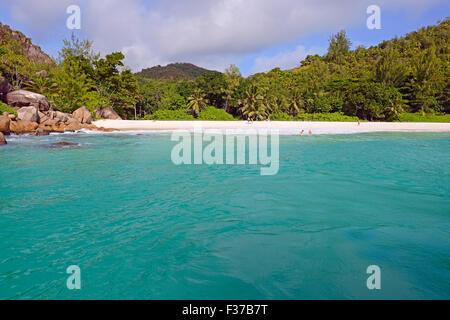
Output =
[
  {"x1": 266, "y1": 95, "x2": 285, "y2": 115},
  {"x1": 186, "y1": 89, "x2": 208, "y2": 117},
  {"x1": 288, "y1": 90, "x2": 304, "y2": 115},
  {"x1": 384, "y1": 103, "x2": 404, "y2": 121},
  {"x1": 375, "y1": 47, "x2": 407, "y2": 87},
  {"x1": 239, "y1": 86, "x2": 268, "y2": 120},
  {"x1": 25, "y1": 73, "x2": 57, "y2": 95}
]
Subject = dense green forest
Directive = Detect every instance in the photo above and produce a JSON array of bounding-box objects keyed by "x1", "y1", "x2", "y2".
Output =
[{"x1": 1, "y1": 19, "x2": 449, "y2": 121}]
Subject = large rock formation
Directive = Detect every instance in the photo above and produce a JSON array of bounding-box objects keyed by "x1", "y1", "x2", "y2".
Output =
[
  {"x1": 17, "y1": 106, "x2": 39, "y2": 122},
  {"x1": 0, "y1": 132, "x2": 6, "y2": 145},
  {"x1": 72, "y1": 107, "x2": 92, "y2": 124},
  {"x1": 6, "y1": 90, "x2": 49, "y2": 111},
  {"x1": 95, "y1": 106, "x2": 122, "y2": 120},
  {"x1": 0, "y1": 22, "x2": 53, "y2": 65},
  {"x1": 0, "y1": 112, "x2": 10, "y2": 134}
]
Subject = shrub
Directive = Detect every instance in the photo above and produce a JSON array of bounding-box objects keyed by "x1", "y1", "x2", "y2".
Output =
[
  {"x1": 294, "y1": 112, "x2": 360, "y2": 122},
  {"x1": 83, "y1": 91, "x2": 108, "y2": 113},
  {"x1": 397, "y1": 113, "x2": 450, "y2": 123},
  {"x1": 143, "y1": 109, "x2": 194, "y2": 120},
  {"x1": 270, "y1": 111, "x2": 292, "y2": 121},
  {"x1": 0, "y1": 101, "x2": 16, "y2": 116},
  {"x1": 197, "y1": 106, "x2": 236, "y2": 120}
]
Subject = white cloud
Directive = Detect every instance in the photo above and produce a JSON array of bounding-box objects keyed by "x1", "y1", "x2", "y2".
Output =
[
  {"x1": 1, "y1": 0, "x2": 447, "y2": 73},
  {"x1": 251, "y1": 46, "x2": 327, "y2": 74}
]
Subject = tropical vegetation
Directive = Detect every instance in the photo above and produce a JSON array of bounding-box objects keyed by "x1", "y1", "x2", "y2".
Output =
[{"x1": 0, "y1": 19, "x2": 448, "y2": 122}]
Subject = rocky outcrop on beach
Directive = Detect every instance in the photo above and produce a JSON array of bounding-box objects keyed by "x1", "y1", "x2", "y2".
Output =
[
  {"x1": 3, "y1": 106, "x2": 115, "y2": 136},
  {"x1": 1, "y1": 87, "x2": 117, "y2": 135},
  {"x1": 95, "y1": 106, "x2": 122, "y2": 120},
  {"x1": 6, "y1": 90, "x2": 49, "y2": 111}
]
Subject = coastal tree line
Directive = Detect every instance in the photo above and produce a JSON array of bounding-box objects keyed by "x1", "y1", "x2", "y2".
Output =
[{"x1": 1, "y1": 19, "x2": 449, "y2": 121}]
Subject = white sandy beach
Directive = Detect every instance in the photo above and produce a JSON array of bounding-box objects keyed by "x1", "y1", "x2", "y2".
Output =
[{"x1": 93, "y1": 120, "x2": 450, "y2": 135}]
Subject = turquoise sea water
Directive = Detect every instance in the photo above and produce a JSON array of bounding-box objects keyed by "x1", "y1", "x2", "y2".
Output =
[{"x1": 0, "y1": 132, "x2": 449, "y2": 300}]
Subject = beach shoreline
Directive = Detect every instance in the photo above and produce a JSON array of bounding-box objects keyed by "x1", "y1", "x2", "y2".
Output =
[{"x1": 93, "y1": 120, "x2": 450, "y2": 134}]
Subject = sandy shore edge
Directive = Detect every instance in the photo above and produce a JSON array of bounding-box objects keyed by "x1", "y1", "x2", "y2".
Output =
[{"x1": 93, "y1": 120, "x2": 450, "y2": 134}]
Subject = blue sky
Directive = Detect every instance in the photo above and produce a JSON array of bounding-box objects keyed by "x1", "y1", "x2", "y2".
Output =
[{"x1": 0, "y1": 0, "x2": 448, "y2": 76}]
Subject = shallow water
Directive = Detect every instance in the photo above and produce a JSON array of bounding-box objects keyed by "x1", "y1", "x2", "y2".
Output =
[{"x1": 0, "y1": 132, "x2": 449, "y2": 299}]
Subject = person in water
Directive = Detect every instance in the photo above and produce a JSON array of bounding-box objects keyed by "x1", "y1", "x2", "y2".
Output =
[{"x1": 300, "y1": 130, "x2": 304, "y2": 136}]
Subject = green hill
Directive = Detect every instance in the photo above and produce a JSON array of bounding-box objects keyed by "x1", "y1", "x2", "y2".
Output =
[
  {"x1": 135, "y1": 63, "x2": 217, "y2": 81},
  {"x1": 0, "y1": 22, "x2": 54, "y2": 92}
]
